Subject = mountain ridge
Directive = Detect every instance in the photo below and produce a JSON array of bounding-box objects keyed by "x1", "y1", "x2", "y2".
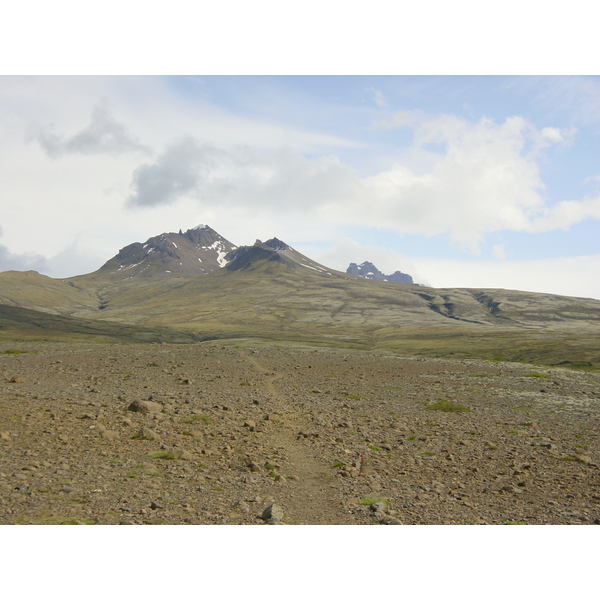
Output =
[
  {"x1": 347, "y1": 261, "x2": 413, "y2": 284},
  {"x1": 1, "y1": 224, "x2": 600, "y2": 368}
]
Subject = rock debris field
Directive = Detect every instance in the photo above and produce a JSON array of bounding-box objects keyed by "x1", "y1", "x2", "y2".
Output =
[{"x1": 1, "y1": 340, "x2": 599, "y2": 525}]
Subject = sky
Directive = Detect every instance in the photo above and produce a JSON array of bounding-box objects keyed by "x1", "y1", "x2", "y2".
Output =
[
  {"x1": 1, "y1": 2, "x2": 599, "y2": 300},
  {"x1": 1, "y1": 74, "x2": 600, "y2": 298}
]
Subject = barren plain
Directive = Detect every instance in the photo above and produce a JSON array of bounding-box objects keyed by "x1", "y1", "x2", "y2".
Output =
[{"x1": 1, "y1": 339, "x2": 599, "y2": 525}]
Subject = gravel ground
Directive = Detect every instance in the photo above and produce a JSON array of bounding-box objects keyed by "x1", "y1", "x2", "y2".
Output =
[{"x1": 1, "y1": 341, "x2": 599, "y2": 525}]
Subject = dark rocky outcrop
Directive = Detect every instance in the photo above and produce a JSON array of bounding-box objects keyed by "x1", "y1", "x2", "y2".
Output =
[{"x1": 347, "y1": 261, "x2": 413, "y2": 284}]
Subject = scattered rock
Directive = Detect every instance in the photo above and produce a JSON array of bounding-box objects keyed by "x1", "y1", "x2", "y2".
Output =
[
  {"x1": 171, "y1": 448, "x2": 193, "y2": 460},
  {"x1": 127, "y1": 399, "x2": 162, "y2": 413},
  {"x1": 261, "y1": 503, "x2": 284, "y2": 524},
  {"x1": 139, "y1": 427, "x2": 160, "y2": 441}
]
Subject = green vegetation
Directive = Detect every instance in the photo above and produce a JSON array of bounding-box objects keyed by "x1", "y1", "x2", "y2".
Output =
[
  {"x1": 332, "y1": 460, "x2": 346, "y2": 469},
  {"x1": 185, "y1": 414, "x2": 214, "y2": 425},
  {"x1": 523, "y1": 372, "x2": 548, "y2": 379},
  {"x1": 2, "y1": 349, "x2": 28, "y2": 354},
  {"x1": 368, "y1": 445, "x2": 380, "y2": 452},
  {"x1": 425, "y1": 399, "x2": 470, "y2": 413},
  {"x1": 501, "y1": 519, "x2": 525, "y2": 525},
  {"x1": 148, "y1": 451, "x2": 176, "y2": 460}
]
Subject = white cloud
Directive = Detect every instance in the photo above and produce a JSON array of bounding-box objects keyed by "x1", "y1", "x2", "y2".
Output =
[
  {"x1": 367, "y1": 87, "x2": 388, "y2": 108},
  {"x1": 27, "y1": 99, "x2": 150, "y2": 158},
  {"x1": 532, "y1": 195, "x2": 600, "y2": 231},
  {"x1": 371, "y1": 109, "x2": 421, "y2": 130},
  {"x1": 492, "y1": 243, "x2": 506, "y2": 259},
  {"x1": 123, "y1": 113, "x2": 599, "y2": 255},
  {"x1": 0, "y1": 234, "x2": 48, "y2": 272},
  {"x1": 412, "y1": 254, "x2": 600, "y2": 300}
]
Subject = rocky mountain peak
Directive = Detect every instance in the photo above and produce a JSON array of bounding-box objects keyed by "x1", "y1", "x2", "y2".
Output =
[{"x1": 347, "y1": 261, "x2": 413, "y2": 284}]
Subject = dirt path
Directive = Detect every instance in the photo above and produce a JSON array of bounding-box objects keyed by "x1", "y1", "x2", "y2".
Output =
[{"x1": 241, "y1": 351, "x2": 355, "y2": 524}]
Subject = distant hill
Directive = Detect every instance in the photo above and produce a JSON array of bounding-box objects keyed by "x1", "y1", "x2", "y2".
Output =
[
  {"x1": 2, "y1": 224, "x2": 600, "y2": 368},
  {"x1": 347, "y1": 261, "x2": 413, "y2": 284}
]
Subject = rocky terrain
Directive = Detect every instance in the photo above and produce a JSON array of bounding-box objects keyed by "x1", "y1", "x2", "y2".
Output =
[
  {"x1": 1, "y1": 339, "x2": 599, "y2": 525},
  {"x1": 347, "y1": 261, "x2": 414, "y2": 284}
]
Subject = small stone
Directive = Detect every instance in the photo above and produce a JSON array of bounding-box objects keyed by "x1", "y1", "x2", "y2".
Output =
[
  {"x1": 127, "y1": 399, "x2": 162, "y2": 413},
  {"x1": 261, "y1": 503, "x2": 284, "y2": 522},
  {"x1": 171, "y1": 448, "x2": 193, "y2": 460},
  {"x1": 141, "y1": 462, "x2": 160, "y2": 475},
  {"x1": 9, "y1": 376, "x2": 24, "y2": 383},
  {"x1": 140, "y1": 427, "x2": 160, "y2": 441},
  {"x1": 370, "y1": 501, "x2": 388, "y2": 513},
  {"x1": 379, "y1": 515, "x2": 403, "y2": 525}
]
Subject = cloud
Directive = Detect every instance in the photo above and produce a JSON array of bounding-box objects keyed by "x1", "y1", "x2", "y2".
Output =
[
  {"x1": 125, "y1": 114, "x2": 598, "y2": 254},
  {"x1": 367, "y1": 87, "x2": 388, "y2": 108},
  {"x1": 0, "y1": 244, "x2": 48, "y2": 272},
  {"x1": 128, "y1": 139, "x2": 357, "y2": 210},
  {"x1": 371, "y1": 109, "x2": 421, "y2": 130},
  {"x1": 28, "y1": 99, "x2": 150, "y2": 158},
  {"x1": 412, "y1": 254, "x2": 600, "y2": 300},
  {"x1": 0, "y1": 224, "x2": 48, "y2": 271},
  {"x1": 532, "y1": 195, "x2": 600, "y2": 231},
  {"x1": 492, "y1": 243, "x2": 507, "y2": 259},
  {"x1": 127, "y1": 137, "x2": 224, "y2": 207}
]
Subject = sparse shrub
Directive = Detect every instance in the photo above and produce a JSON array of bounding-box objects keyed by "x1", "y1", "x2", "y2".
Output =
[
  {"x1": 501, "y1": 519, "x2": 524, "y2": 525},
  {"x1": 148, "y1": 451, "x2": 176, "y2": 460},
  {"x1": 524, "y1": 372, "x2": 548, "y2": 379}
]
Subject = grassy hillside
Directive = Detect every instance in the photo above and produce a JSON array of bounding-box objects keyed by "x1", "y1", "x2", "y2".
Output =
[{"x1": 2, "y1": 247, "x2": 600, "y2": 369}]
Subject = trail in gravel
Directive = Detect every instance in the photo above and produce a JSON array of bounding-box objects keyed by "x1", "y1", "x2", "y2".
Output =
[{"x1": 242, "y1": 351, "x2": 355, "y2": 524}]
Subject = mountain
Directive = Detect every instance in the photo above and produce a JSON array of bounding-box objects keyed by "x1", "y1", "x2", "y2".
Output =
[
  {"x1": 347, "y1": 261, "x2": 413, "y2": 284},
  {"x1": 2, "y1": 224, "x2": 600, "y2": 368},
  {"x1": 225, "y1": 237, "x2": 335, "y2": 275},
  {"x1": 76, "y1": 224, "x2": 237, "y2": 283}
]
